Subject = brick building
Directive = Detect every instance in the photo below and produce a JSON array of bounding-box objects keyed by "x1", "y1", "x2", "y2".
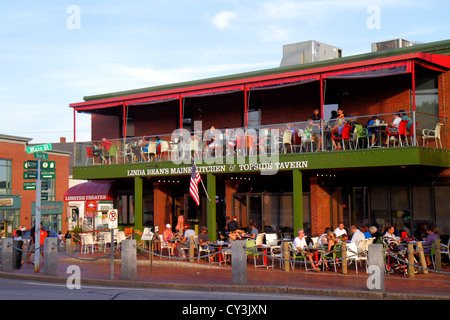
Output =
[
  {"x1": 0, "y1": 135, "x2": 70, "y2": 235},
  {"x1": 68, "y1": 39, "x2": 450, "y2": 241}
]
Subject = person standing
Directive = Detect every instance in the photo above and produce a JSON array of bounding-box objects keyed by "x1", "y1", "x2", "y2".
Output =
[{"x1": 228, "y1": 216, "x2": 239, "y2": 232}]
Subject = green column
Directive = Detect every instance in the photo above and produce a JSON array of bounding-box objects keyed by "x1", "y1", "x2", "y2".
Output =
[
  {"x1": 292, "y1": 169, "x2": 303, "y2": 234},
  {"x1": 206, "y1": 173, "x2": 216, "y2": 241},
  {"x1": 134, "y1": 177, "x2": 143, "y2": 231}
]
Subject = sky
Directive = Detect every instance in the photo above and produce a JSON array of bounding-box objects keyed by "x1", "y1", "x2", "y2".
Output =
[{"x1": 1, "y1": 0, "x2": 449, "y2": 143}]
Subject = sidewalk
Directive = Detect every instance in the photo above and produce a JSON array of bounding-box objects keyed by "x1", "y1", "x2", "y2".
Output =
[{"x1": 1, "y1": 251, "x2": 450, "y2": 300}]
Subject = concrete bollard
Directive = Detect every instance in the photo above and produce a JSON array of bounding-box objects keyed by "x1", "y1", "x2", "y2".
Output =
[
  {"x1": 1, "y1": 238, "x2": 13, "y2": 271},
  {"x1": 367, "y1": 244, "x2": 385, "y2": 292},
  {"x1": 231, "y1": 241, "x2": 247, "y2": 285},
  {"x1": 13, "y1": 240, "x2": 24, "y2": 269},
  {"x1": 44, "y1": 238, "x2": 58, "y2": 276},
  {"x1": 66, "y1": 239, "x2": 73, "y2": 255},
  {"x1": 121, "y1": 239, "x2": 137, "y2": 280}
]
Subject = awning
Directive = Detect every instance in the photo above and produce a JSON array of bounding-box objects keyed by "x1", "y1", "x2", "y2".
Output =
[
  {"x1": 182, "y1": 85, "x2": 243, "y2": 98},
  {"x1": 323, "y1": 61, "x2": 411, "y2": 79},
  {"x1": 248, "y1": 74, "x2": 319, "y2": 91},
  {"x1": 64, "y1": 180, "x2": 114, "y2": 202}
]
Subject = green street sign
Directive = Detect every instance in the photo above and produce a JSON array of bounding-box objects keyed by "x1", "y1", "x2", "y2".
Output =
[
  {"x1": 41, "y1": 161, "x2": 55, "y2": 170},
  {"x1": 41, "y1": 181, "x2": 49, "y2": 190},
  {"x1": 40, "y1": 170, "x2": 55, "y2": 179},
  {"x1": 41, "y1": 193, "x2": 48, "y2": 201},
  {"x1": 24, "y1": 170, "x2": 37, "y2": 179},
  {"x1": 24, "y1": 160, "x2": 38, "y2": 169},
  {"x1": 23, "y1": 182, "x2": 36, "y2": 190},
  {"x1": 26, "y1": 143, "x2": 52, "y2": 155},
  {"x1": 34, "y1": 152, "x2": 48, "y2": 160}
]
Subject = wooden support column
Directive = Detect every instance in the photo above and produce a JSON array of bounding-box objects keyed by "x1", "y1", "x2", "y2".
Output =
[
  {"x1": 207, "y1": 173, "x2": 216, "y2": 241},
  {"x1": 292, "y1": 169, "x2": 303, "y2": 234},
  {"x1": 134, "y1": 177, "x2": 143, "y2": 232}
]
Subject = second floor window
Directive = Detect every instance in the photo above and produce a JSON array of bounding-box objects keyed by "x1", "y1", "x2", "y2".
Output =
[{"x1": 0, "y1": 159, "x2": 12, "y2": 195}]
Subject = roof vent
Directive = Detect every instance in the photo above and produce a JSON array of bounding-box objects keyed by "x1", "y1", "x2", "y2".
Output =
[
  {"x1": 371, "y1": 39, "x2": 414, "y2": 52},
  {"x1": 280, "y1": 40, "x2": 342, "y2": 67}
]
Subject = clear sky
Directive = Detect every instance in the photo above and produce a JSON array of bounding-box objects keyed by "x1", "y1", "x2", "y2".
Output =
[{"x1": 1, "y1": 0, "x2": 449, "y2": 143}]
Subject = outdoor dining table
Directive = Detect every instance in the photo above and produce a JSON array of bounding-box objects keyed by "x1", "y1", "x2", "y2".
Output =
[
  {"x1": 368, "y1": 123, "x2": 388, "y2": 147},
  {"x1": 304, "y1": 245, "x2": 324, "y2": 262},
  {"x1": 254, "y1": 244, "x2": 272, "y2": 268},
  {"x1": 209, "y1": 241, "x2": 230, "y2": 264}
]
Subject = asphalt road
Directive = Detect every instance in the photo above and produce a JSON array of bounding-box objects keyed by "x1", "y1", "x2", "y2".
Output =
[{"x1": 0, "y1": 276, "x2": 355, "y2": 301}]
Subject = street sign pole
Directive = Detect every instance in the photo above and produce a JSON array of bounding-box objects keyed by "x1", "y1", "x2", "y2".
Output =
[{"x1": 34, "y1": 159, "x2": 41, "y2": 273}]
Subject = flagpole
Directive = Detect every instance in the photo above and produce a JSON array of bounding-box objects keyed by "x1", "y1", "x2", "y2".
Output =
[{"x1": 200, "y1": 178, "x2": 211, "y2": 202}]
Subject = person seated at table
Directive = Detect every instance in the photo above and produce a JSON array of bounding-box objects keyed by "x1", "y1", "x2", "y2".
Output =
[
  {"x1": 246, "y1": 222, "x2": 259, "y2": 240},
  {"x1": 140, "y1": 136, "x2": 151, "y2": 161},
  {"x1": 229, "y1": 230, "x2": 246, "y2": 241},
  {"x1": 369, "y1": 226, "x2": 382, "y2": 242},
  {"x1": 383, "y1": 225, "x2": 405, "y2": 252},
  {"x1": 204, "y1": 125, "x2": 219, "y2": 157},
  {"x1": 399, "y1": 110, "x2": 412, "y2": 131},
  {"x1": 360, "y1": 225, "x2": 372, "y2": 239},
  {"x1": 318, "y1": 227, "x2": 330, "y2": 246},
  {"x1": 350, "y1": 225, "x2": 365, "y2": 247},
  {"x1": 293, "y1": 229, "x2": 320, "y2": 272},
  {"x1": 367, "y1": 116, "x2": 379, "y2": 147},
  {"x1": 322, "y1": 231, "x2": 337, "y2": 271},
  {"x1": 333, "y1": 222, "x2": 347, "y2": 239},
  {"x1": 384, "y1": 112, "x2": 402, "y2": 147},
  {"x1": 422, "y1": 225, "x2": 440, "y2": 267},
  {"x1": 177, "y1": 223, "x2": 196, "y2": 259},
  {"x1": 198, "y1": 226, "x2": 216, "y2": 263},
  {"x1": 163, "y1": 224, "x2": 176, "y2": 256},
  {"x1": 311, "y1": 108, "x2": 320, "y2": 121},
  {"x1": 305, "y1": 117, "x2": 321, "y2": 151},
  {"x1": 155, "y1": 136, "x2": 162, "y2": 156},
  {"x1": 329, "y1": 109, "x2": 347, "y2": 150}
]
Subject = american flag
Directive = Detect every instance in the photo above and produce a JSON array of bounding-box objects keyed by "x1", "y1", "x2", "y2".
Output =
[{"x1": 189, "y1": 162, "x2": 201, "y2": 206}]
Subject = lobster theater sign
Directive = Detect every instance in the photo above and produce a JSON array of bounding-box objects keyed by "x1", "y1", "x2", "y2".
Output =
[{"x1": 126, "y1": 160, "x2": 309, "y2": 177}]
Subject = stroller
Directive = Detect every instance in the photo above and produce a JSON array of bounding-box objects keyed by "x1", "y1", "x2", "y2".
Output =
[{"x1": 384, "y1": 241, "x2": 411, "y2": 276}]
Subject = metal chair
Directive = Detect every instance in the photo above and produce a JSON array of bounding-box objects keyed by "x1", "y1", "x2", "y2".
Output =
[{"x1": 289, "y1": 242, "x2": 309, "y2": 271}]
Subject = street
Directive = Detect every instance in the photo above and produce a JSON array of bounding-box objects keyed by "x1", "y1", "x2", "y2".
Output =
[{"x1": 0, "y1": 276, "x2": 356, "y2": 300}]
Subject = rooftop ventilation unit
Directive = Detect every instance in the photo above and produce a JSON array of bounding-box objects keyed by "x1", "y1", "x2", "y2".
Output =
[
  {"x1": 280, "y1": 40, "x2": 342, "y2": 67},
  {"x1": 371, "y1": 39, "x2": 414, "y2": 52}
]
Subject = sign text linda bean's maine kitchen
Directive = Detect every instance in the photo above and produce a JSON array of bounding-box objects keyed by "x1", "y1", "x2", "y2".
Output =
[{"x1": 126, "y1": 161, "x2": 308, "y2": 177}]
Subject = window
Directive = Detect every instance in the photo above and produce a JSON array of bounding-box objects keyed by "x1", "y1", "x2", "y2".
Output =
[
  {"x1": 0, "y1": 159, "x2": 12, "y2": 195},
  {"x1": 415, "y1": 77, "x2": 438, "y2": 116},
  {"x1": 116, "y1": 194, "x2": 135, "y2": 225}
]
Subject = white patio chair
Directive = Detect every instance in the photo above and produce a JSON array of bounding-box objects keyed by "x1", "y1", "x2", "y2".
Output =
[
  {"x1": 422, "y1": 122, "x2": 443, "y2": 148},
  {"x1": 83, "y1": 233, "x2": 97, "y2": 254},
  {"x1": 157, "y1": 234, "x2": 172, "y2": 259}
]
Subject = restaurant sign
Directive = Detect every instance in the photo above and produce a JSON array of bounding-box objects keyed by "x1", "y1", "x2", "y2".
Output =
[{"x1": 126, "y1": 160, "x2": 309, "y2": 177}]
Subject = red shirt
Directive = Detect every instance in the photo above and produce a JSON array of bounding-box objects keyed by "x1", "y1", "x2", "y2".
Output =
[{"x1": 35, "y1": 229, "x2": 48, "y2": 245}]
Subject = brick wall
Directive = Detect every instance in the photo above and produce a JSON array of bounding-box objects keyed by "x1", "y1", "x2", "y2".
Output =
[
  {"x1": 0, "y1": 139, "x2": 69, "y2": 233},
  {"x1": 153, "y1": 183, "x2": 173, "y2": 233},
  {"x1": 309, "y1": 177, "x2": 331, "y2": 236},
  {"x1": 439, "y1": 70, "x2": 449, "y2": 150}
]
